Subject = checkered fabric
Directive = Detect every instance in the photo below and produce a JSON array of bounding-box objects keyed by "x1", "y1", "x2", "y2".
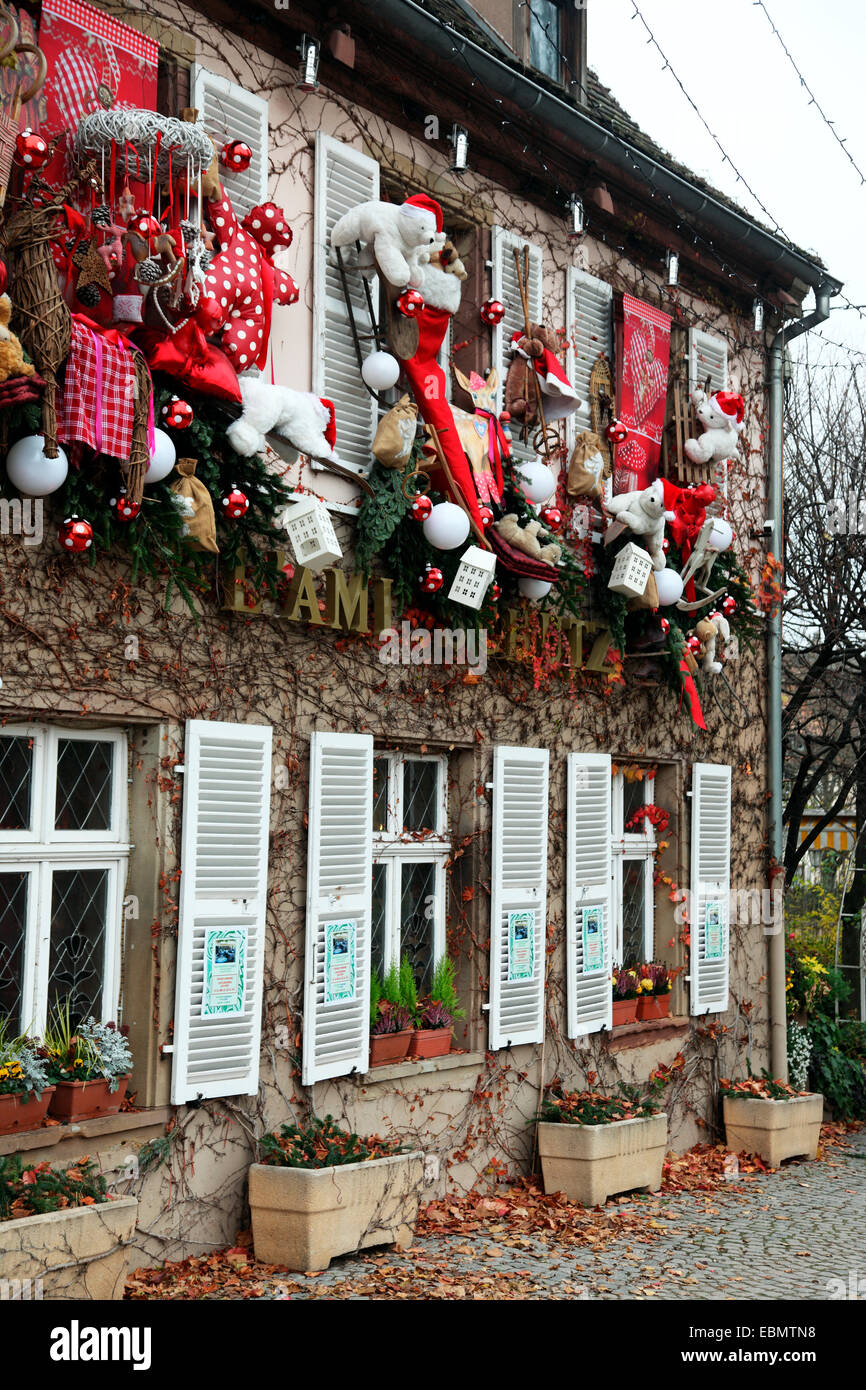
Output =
[{"x1": 57, "y1": 321, "x2": 136, "y2": 459}]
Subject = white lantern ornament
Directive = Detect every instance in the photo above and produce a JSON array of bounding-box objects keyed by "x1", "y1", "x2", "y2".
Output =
[
  {"x1": 518, "y1": 576, "x2": 552, "y2": 601},
  {"x1": 708, "y1": 517, "x2": 734, "y2": 552},
  {"x1": 361, "y1": 351, "x2": 400, "y2": 391},
  {"x1": 516, "y1": 458, "x2": 557, "y2": 505},
  {"x1": 278, "y1": 496, "x2": 342, "y2": 573},
  {"x1": 6, "y1": 436, "x2": 68, "y2": 495},
  {"x1": 654, "y1": 568, "x2": 684, "y2": 606},
  {"x1": 144, "y1": 429, "x2": 177, "y2": 485},
  {"x1": 448, "y1": 546, "x2": 496, "y2": 610},
  {"x1": 422, "y1": 501, "x2": 470, "y2": 551}
]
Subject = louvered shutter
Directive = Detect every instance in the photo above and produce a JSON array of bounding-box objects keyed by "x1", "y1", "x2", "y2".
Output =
[
  {"x1": 690, "y1": 762, "x2": 732, "y2": 1016},
  {"x1": 491, "y1": 227, "x2": 543, "y2": 458},
  {"x1": 689, "y1": 329, "x2": 728, "y2": 394},
  {"x1": 566, "y1": 752, "x2": 614, "y2": 1037},
  {"x1": 171, "y1": 720, "x2": 272, "y2": 1104},
  {"x1": 312, "y1": 133, "x2": 380, "y2": 476},
  {"x1": 191, "y1": 67, "x2": 268, "y2": 219},
  {"x1": 302, "y1": 732, "x2": 373, "y2": 1083},
  {"x1": 488, "y1": 745, "x2": 549, "y2": 1049},
  {"x1": 565, "y1": 266, "x2": 613, "y2": 442}
]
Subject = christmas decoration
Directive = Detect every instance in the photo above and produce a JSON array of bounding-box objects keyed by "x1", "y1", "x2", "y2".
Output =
[
  {"x1": 659, "y1": 617, "x2": 670, "y2": 634},
  {"x1": 478, "y1": 505, "x2": 494, "y2": 528},
  {"x1": 372, "y1": 396, "x2": 418, "y2": 469},
  {"x1": 6, "y1": 436, "x2": 69, "y2": 495},
  {"x1": 222, "y1": 485, "x2": 250, "y2": 520},
  {"x1": 169, "y1": 459, "x2": 218, "y2": 553},
  {"x1": 608, "y1": 542, "x2": 653, "y2": 599},
  {"x1": 0, "y1": 295, "x2": 35, "y2": 383},
  {"x1": 494, "y1": 514, "x2": 560, "y2": 564},
  {"x1": 410, "y1": 494, "x2": 433, "y2": 522},
  {"x1": 145, "y1": 430, "x2": 177, "y2": 485},
  {"x1": 361, "y1": 350, "x2": 401, "y2": 391},
  {"x1": 110, "y1": 491, "x2": 140, "y2": 522},
  {"x1": 14, "y1": 129, "x2": 49, "y2": 170},
  {"x1": 58, "y1": 515, "x2": 93, "y2": 552},
  {"x1": 518, "y1": 577, "x2": 552, "y2": 600},
  {"x1": 490, "y1": 582, "x2": 501, "y2": 601},
  {"x1": 722, "y1": 595, "x2": 738, "y2": 617},
  {"x1": 396, "y1": 289, "x2": 424, "y2": 318},
  {"x1": 654, "y1": 568, "x2": 685, "y2": 606},
  {"x1": 605, "y1": 419, "x2": 628, "y2": 444},
  {"x1": 516, "y1": 458, "x2": 557, "y2": 505},
  {"x1": 605, "y1": 478, "x2": 667, "y2": 569},
  {"x1": 226, "y1": 378, "x2": 339, "y2": 464},
  {"x1": 448, "y1": 366, "x2": 508, "y2": 507},
  {"x1": 567, "y1": 430, "x2": 608, "y2": 500},
  {"x1": 448, "y1": 546, "x2": 497, "y2": 610},
  {"x1": 616, "y1": 295, "x2": 671, "y2": 490},
  {"x1": 330, "y1": 194, "x2": 444, "y2": 289},
  {"x1": 278, "y1": 496, "x2": 342, "y2": 573},
  {"x1": 162, "y1": 397, "x2": 194, "y2": 430},
  {"x1": 420, "y1": 564, "x2": 444, "y2": 593},
  {"x1": 708, "y1": 517, "x2": 734, "y2": 552},
  {"x1": 694, "y1": 613, "x2": 730, "y2": 675},
  {"x1": 480, "y1": 298, "x2": 505, "y2": 326},
  {"x1": 685, "y1": 389, "x2": 745, "y2": 466},
  {"x1": 241, "y1": 203, "x2": 294, "y2": 251},
  {"x1": 540, "y1": 505, "x2": 563, "y2": 532},
  {"x1": 422, "y1": 501, "x2": 470, "y2": 550},
  {"x1": 505, "y1": 324, "x2": 580, "y2": 427},
  {"x1": 686, "y1": 634, "x2": 702, "y2": 655},
  {"x1": 221, "y1": 140, "x2": 253, "y2": 173}
]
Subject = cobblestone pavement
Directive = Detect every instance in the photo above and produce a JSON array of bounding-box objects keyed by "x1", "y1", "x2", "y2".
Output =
[{"x1": 269, "y1": 1129, "x2": 866, "y2": 1300}]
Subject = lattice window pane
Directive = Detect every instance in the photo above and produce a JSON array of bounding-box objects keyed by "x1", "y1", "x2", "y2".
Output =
[
  {"x1": 48, "y1": 868, "x2": 109, "y2": 1027},
  {"x1": 400, "y1": 862, "x2": 436, "y2": 993},
  {"x1": 622, "y1": 860, "x2": 647, "y2": 965},
  {"x1": 371, "y1": 861, "x2": 387, "y2": 980},
  {"x1": 403, "y1": 760, "x2": 439, "y2": 834},
  {"x1": 623, "y1": 777, "x2": 653, "y2": 832},
  {"x1": 0, "y1": 872, "x2": 28, "y2": 1031},
  {"x1": 55, "y1": 740, "x2": 114, "y2": 832},
  {"x1": 0, "y1": 736, "x2": 33, "y2": 831},
  {"x1": 529, "y1": 0, "x2": 560, "y2": 81},
  {"x1": 372, "y1": 758, "x2": 390, "y2": 834}
]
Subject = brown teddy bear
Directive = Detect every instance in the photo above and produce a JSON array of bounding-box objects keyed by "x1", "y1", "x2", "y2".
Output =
[
  {"x1": 504, "y1": 323, "x2": 562, "y2": 427},
  {"x1": 494, "y1": 513, "x2": 561, "y2": 564},
  {"x1": 0, "y1": 294, "x2": 35, "y2": 383}
]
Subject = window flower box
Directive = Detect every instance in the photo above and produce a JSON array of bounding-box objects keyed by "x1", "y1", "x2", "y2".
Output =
[
  {"x1": 635, "y1": 994, "x2": 671, "y2": 1021},
  {"x1": 408, "y1": 1027, "x2": 452, "y2": 1059},
  {"x1": 722, "y1": 1091, "x2": 824, "y2": 1167},
  {"x1": 611, "y1": 999, "x2": 638, "y2": 1026},
  {"x1": 0, "y1": 1087, "x2": 55, "y2": 1135},
  {"x1": 538, "y1": 1112, "x2": 668, "y2": 1207},
  {"x1": 47, "y1": 1075, "x2": 130, "y2": 1124},
  {"x1": 369, "y1": 1030, "x2": 413, "y2": 1067},
  {"x1": 0, "y1": 1195, "x2": 138, "y2": 1300}
]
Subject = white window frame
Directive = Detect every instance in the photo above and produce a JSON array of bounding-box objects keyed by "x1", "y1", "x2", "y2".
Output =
[
  {"x1": 0, "y1": 725, "x2": 129, "y2": 1035},
  {"x1": 372, "y1": 753, "x2": 449, "y2": 982},
  {"x1": 610, "y1": 772, "x2": 656, "y2": 965}
]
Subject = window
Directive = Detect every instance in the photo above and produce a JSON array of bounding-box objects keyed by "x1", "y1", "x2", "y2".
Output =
[
  {"x1": 0, "y1": 727, "x2": 129, "y2": 1036},
  {"x1": 611, "y1": 772, "x2": 656, "y2": 965},
  {"x1": 371, "y1": 753, "x2": 449, "y2": 994},
  {"x1": 529, "y1": 0, "x2": 562, "y2": 82}
]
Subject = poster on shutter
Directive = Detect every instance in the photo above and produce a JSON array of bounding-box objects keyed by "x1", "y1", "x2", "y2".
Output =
[
  {"x1": 705, "y1": 901, "x2": 725, "y2": 960},
  {"x1": 201, "y1": 927, "x2": 247, "y2": 1017},
  {"x1": 614, "y1": 294, "x2": 671, "y2": 493},
  {"x1": 582, "y1": 906, "x2": 605, "y2": 973},
  {"x1": 507, "y1": 910, "x2": 535, "y2": 982},
  {"x1": 324, "y1": 921, "x2": 356, "y2": 1005}
]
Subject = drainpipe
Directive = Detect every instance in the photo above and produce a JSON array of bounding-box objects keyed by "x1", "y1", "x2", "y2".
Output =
[{"x1": 767, "y1": 282, "x2": 834, "y2": 1079}]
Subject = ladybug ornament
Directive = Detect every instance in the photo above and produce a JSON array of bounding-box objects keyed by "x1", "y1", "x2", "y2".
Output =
[
  {"x1": 58, "y1": 516, "x2": 93, "y2": 553},
  {"x1": 410, "y1": 493, "x2": 433, "y2": 522},
  {"x1": 540, "y1": 505, "x2": 563, "y2": 532},
  {"x1": 478, "y1": 505, "x2": 494, "y2": 528},
  {"x1": 686, "y1": 634, "x2": 702, "y2": 655},
  {"x1": 721, "y1": 596, "x2": 738, "y2": 618},
  {"x1": 420, "y1": 564, "x2": 444, "y2": 593},
  {"x1": 659, "y1": 617, "x2": 670, "y2": 635},
  {"x1": 220, "y1": 140, "x2": 253, "y2": 173},
  {"x1": 490, "y1": 582, "x2": 501, "y2": 601},
  {"x1": 480, "y1": 299, "x2": 505, "y2": 326},
  {"x1": 605, "y1": 419, "x2": 628, "y2": 445},
  {"x1": 110, "y1": 491, "x2": 140, "y2": 522},
  {"x1": 397, "y1": 289, "x2": 424, "y2": 318},
  {"x1": 14, "y1": 129, "x2": 49, "y2": 170},
  {"x1": 162, "y1": 397, "x2": 193, "y2": 430},
  {"x1": 222, "y1": 485, "x2": 250, "y2": 520}
]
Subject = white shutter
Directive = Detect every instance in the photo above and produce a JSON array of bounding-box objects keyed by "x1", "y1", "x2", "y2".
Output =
[
  {"x1": 302, "y1": 732, "x2": 373, "y2": 1083},
  {"x1": 488, "y1": 745, "x2": 549, "y2": 1049},
  {"x1": 171, "y1": 720, "x2": 272, "y2": 1104},
  {"x1": 689, "y1": 329, "x2": 728, "y2": 394},
  {"x1": 690, "y1": 762, "x2": 732, "y2": 1016},
  {"x1": 565, "y1": 266, "x2": 613, "y2": 442},
  {"x1": 491, "y1": 227, "x2": 543, "y2": 457},
  {"x1": 566, "y1": 752, "x2": 614, "y2": 1037},
  {"x1": 191, "y1": 67, "x2": 268, "y2": 220},
  {"x1": 313, "y1": 133, "x2": 380, "y2": 476}
]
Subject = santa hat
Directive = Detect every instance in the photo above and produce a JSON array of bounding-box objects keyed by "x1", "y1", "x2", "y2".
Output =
[
  {"x1": 319, "y1": 397, "x2": 337, "y2": 451},
  {"x1": 711, "y1": 390, "x2": 745, "y2": 424},
  {"x1": 401, "y1": 194, "x2": 443, "y2": 233},
  {"x1": 510, "y1": 331, "x2": 581, "y2": 421}
]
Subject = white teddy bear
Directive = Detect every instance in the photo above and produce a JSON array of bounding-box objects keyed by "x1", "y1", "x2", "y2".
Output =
[
  {"x1": 226, "y1": 376, "x2": 339, "y2": 463},
  {"x1": 605, "y1": 477, "x2": 668, "y2": 569},
  {"x1": 330, "y1": 194, "x2": 445, "y2": 289},
  {"x1": 684, "y1": 389, "x2": 745, "y2": 466}
]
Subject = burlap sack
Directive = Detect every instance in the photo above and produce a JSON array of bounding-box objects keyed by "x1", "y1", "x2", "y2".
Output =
[
  {"x1": 567, "y1": 429, "x2": 608, "y2": 500},
  {"x1": 626, "y1": 570, "x2": 660, "y2": 611},
  {"x1": 372, "y1": 394, "x2": 418, "y2": 468},
  {"x1": 170, "y1": 458, "x2": 218, "y2": 553}
]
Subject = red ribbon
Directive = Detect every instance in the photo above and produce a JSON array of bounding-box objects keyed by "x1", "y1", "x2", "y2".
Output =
[
  {"x1": 678, "y1": 657, "x2": 707, "y2": 730},
  {"x1": 474, "y1": 407, "x2": 508, "y2": 496}
]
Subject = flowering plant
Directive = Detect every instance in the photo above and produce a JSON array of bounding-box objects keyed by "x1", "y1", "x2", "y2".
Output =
[
  {"x1": 0, "y1": 1153, "x2": 109, "y2": 1223},
  {"x1": 44, "y1": 1006, "x2": 132, "y2": 1092},
  {"x1": 612, "y1": 967, "x2": 639, "y2": 1000},
  {"x1": 638, "y1": 961, "x2": 675, "y2": 996},
  {"x1": 0, "y1": 1027, "x2": 51, "y2": 1099}
]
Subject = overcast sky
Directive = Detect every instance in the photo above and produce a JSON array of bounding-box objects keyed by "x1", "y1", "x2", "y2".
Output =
[{"x1": 587, "y1": 0, "x2": 866, "y2": 370}]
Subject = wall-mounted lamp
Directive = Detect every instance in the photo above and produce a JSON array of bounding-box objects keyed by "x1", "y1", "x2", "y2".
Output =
[
  {"x1": 753, "y1": 299, "x2": 765, "y2": 332},
  {"x1": 666, "y1": 250, "x2": 680, "y2": 287},
  {"x1": 297, "y1": 36, "x2": 320, "y2": 91},
  {"x1": 450, "y1": 125, "x2": 469, "y2": 172},
  {"x1": 568, "y1": 194, "x2": 585, "y2": 239}
]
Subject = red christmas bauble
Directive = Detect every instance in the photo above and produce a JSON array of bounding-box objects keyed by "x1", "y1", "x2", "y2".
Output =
[
  {"x1": 281, "y1": 560, "x2": 295, "y2": 581},
  {"x1": 420, "y1": 564, "x2": 444, "y2": 593},
  {"x1": 410, "y1": 493, "x2": 433, "y2": 521},
  {"x1": 721, "y1": 596, "x2": 737, "y2": 617},
  {"x1": 540, "y1": 505, "x2": 563, "y2": 532},
  {"x1": 130, "y1": 212, "x2": 161, "y2": 239},
  {"x1": 14, "y1": 129, "x2": 49, "y2": 169},
  {"x1": 220, "y1": 140, "x2": 253, "y2": 173},
  {"x1": 686, "y1": 634, "x2": 702, "y2": 654},
  {"x1": 58, "y1": 516, "x2": 93, "y2": 553},
  {"x1": 110, "y1": 491, "x2": 140, "y2": 522},
  {"x1": 480, "y1": 299, "x2": 505, "y2": 326},
  {"x1": 662, "y1": 537, "x2": 670, "y2": 552},
  {"x1": 478, "y1": 506, "x2": 494, "y2": 528},
  {"x1": 397, "y1": 289, "x2": 424, "y2": 318},
  {"x1": 659, "y1": 617, "x2": 670, "y2": 635},
  {"x1": 161, "y1": 396, "x2": 193, "y2": 430},
  {"x1": 490, "y1": 582, "x2": 501, "y2": 601},
  {"x1": 605, "y1": 419, "x2": 628, "y2": 444},
  {"x1": 222, "y1": 485, "x2": 250, "y2": 519},
  {"x1": 499, "y1": 411, "x2": 511, "y2": 424}
]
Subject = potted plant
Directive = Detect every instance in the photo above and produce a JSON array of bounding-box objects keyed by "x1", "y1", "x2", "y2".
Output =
[
  {"x1": 537, "y1": 1072, "x2": 671, "y2": 1207},
  {"x1": 611, "y1": 967, "x2": 639, "y2": 1026},
  {"x1": 409, "y1": 955, "x2": 465, "y2": 1059},
  {"x1": 44, "y1": 1007, "x2": 133, "y2": 1123},
  {"x1": 635, "y1": 962, "x2": 674, "y2": 1020},
  {"x1": 248, "y1": 1114, "x2": 424, "y2": 1271},
  {"x1": 721, "y1": 1072, "x2": 824, "y2": 1167},
  {"x1": 0, "y1": 1027, "x2": 55, "y2": 1135},
  {"x1": 369, "y1": 961, "x2": 414, "y2": 1066}
]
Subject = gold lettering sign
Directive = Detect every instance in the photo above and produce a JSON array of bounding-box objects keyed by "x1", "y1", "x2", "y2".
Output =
[{"x1": 223, "y1": 556, "x2": 391, "y2": 635}]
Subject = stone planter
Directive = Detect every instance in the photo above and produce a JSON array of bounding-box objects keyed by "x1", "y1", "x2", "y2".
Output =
[
  {"x1": 722, "y1": 1093, "x2": 824, "y2": 1167},
  {"x1": 635, "y1": 994, "x2": 671, "y2": 1021},
  {"x1": 47, "y1": 1075, "x2": 129, "y2": 1123},
  {"x1": 0, "y1": 1195, "x2": 138, "y2": 1300},
  {"x1": 249, "y1": 1150, "x2": 425, "y2": 1271},
  {"x1": 611, "y1": 999, "x2": 638, "y2": 1027},
  {"x1": 368, "y1": 1030, "x2": 413, "y2": 1067},
  {"x1": 538, "y1": 1113, "x2": 668, "y2": 1207},
  {"x1": 0, "y1": 1087, "x2": 55, "y2": 1136},
  {"x1": 408, "y1": 1028, "x2": 451, "y2": 1059}
]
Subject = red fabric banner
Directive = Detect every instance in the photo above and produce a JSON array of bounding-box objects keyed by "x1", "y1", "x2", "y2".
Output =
[
  {"x1": 614, "y1": 293, "x2": 671, "y2": 493},
  {"x1": 38, "y1": 0, "x2": 158, "y2": 138}
]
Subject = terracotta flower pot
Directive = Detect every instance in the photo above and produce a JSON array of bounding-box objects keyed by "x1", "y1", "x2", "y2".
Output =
[
  {"x1": 636, "y1": 993, "x2": 671, "y2": 1021},
  {"x1": 408, "y1": 1028, "x2": 452, "y2": 1059},
  {"x1": 0, "y1": 1087, "x2": 55, "y2": 1136},
  {"x1": 368, "y1": 1030, "x2": 413, "y2": 1067},
  {"x1": 611, "y1": 998, "x2": 638, "y2": 1026},
  {"x1": 47, "y1": 1075, "x2": 129, "y2": 1123}
]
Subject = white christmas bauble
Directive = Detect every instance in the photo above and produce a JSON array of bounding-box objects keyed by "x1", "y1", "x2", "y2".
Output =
[
  {"x1": 516, "y1": 458, "x2": 557, "y2": 505},
  {"x1": 654, "y1": 568, "x2": 684, "y2": 606},
  {"x1": 361, "y1": 350, "x2": 400, "y2": 391},
  {"x1": 422, "y1": 501, "x2": 470, "y2": 550},
  {"x1": 145, "y1": 429, "x2": 177, "y2": 484},
  {"x1": 6, "y1": 436, "x2": 68, "y2": 495},
  {"x1": 518, "y1": 577, "x2": 552, "y2": 600},
  {"x1": 708, "y1": 518, "x2": 734, "y2": 552}
]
